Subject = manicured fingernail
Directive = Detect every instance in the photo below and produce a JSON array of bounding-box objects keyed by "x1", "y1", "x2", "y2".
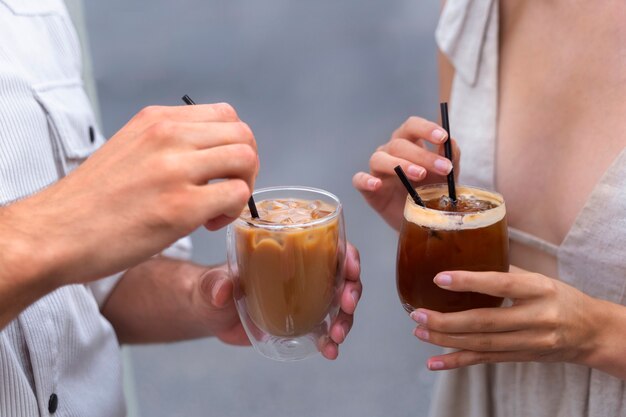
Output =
[
  {"x1": 367, "y1": 178, "x2": 380, "y2": 190},
  {"x1": 351, "y1": 290, "x2": 360, "y2": 307},
  {"x1": 434, "y1": 274, "x2": 452, "y2": 286},
  {"x1": 434, "y1": 158, "x2": 452, "y2": 174},
  {"x1": 414, "y1": 328, "x2": 430, "y2": 340},
  {"x1": 432, "y1": 129, "x2": 447, "y2": 142},
  {"x1": 407, "y1": 165, "x2": 426, "y2": 179},
  {"x1": 428, "y1": 360, "x2": 445, "y2": 370},
  {"x1": 410, "y1": 310, "x2": 428, "y2": 325}
]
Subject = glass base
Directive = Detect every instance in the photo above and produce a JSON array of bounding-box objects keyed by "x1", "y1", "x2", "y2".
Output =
[
  {"x1": 235, "y1": 297, "x2": 336, "y2": 361},
  {"x1": 253, "y1": 333, "x2": 321, "y2": 362}
]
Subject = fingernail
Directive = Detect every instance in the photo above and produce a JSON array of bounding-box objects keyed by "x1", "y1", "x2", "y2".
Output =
[
  {"x1": 432, "y1": 129, "x2": 447, "y2": 142},
  {"x1": 211, "y1": 279, "x2": 224, "y2": 301},
  {"x1": 351, "y1": 290, "x2": 360, "y2": 307},
  {"x1": 434, "y1": 274, "x2": 452, "y2": 287},
  {"x1": 434, "y1": 158, "x2": 452, "y2": 174},
  {"x1": 428, "y1": 360, "x2": 445, "y2": 370},
  {"x1": 407, "y1": 165, "x2": 426, "y2": 179},
  {"x1": 367, "y1": 178, "x2": 380, "y2": 190},
  {"x1": 410, "y1": 310, "x2": 428, "y2": 325},
  {"x1": 414, "y1": 328, "x2": 430, "y2": 340}
]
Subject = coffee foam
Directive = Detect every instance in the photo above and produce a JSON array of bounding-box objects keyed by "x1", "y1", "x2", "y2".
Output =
[{"x1": 404, "y1": 185, "x2": 506, "y2": 230}]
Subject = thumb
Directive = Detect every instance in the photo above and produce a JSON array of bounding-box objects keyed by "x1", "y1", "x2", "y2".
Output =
[{"x1": 199, "y1": 267, "x2": 234, "y2": 309}]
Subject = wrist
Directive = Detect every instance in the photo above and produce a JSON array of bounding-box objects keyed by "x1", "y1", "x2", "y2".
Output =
[
  {"x1": 0, "y1": 204, "x2": 61, "y2": 326},
  {"x1": 577, "y1": 296, "x2": 626, "y2": 379}
]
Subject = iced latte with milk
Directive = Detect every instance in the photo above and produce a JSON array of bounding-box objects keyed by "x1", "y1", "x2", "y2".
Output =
[{"x1": 227, "y1": 187, "x2": 345, "y2": 361}]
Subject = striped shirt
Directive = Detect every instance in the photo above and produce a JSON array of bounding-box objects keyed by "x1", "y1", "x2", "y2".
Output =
[{"x1": 0, "y1": 1, "x2": 190, "y2": 415}]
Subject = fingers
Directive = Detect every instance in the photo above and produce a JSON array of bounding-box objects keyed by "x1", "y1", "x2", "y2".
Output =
[
  {"x1": 391, "y1": 116, "x2": 448, "y2": 145},
  {"x1": 323, "y1": 242, "x2": 362, "y2": 354},
  {"x1": 329, "y1": 310, "x2": 354, "y2": 345},
  {"x1": 338, "y1": 243, "x2": 362, "y2": 315},
  {"x1": 129, "y1": 103, "x2": 240, "y2": 130},
  {"x1": 411, "y1": 306, "x2": 533, "y2": 334},
  {"x1": 216, "y1": 322, "x2": 252, "y2": 346},
  {"x1": 145, "y1": 121, "x2": 256, "y2": 152},
  {"x1": 196, "y1": 179, "x2": 252, "y2": 222},
  {"x1": 198, "y1": 266, "x2": 233, "y2": 309},
  {"x1": 433, "y1": 271, "x2": 555, "y2": 300},
  {"x1": 344, "y1": 243, "x2": 361, "y2": 282},
  {"x1": 189, "y1": 143, "x2": 258, "y2": 185},
  {"x1": 204, "y1": 215, "x2": 237, "y2": 231},
  {"x1": 426, "y1": 349, "x2": 538, "y2": 371},
  {"x1": 320, "y1": 337, "x2": 339, "y2": 360},
  {"x1": 370, "y1": 142, "x2": 453, "y2": 180},
  {"x1": 352, "y1": 171, "x2": 382, "y2": 193},
  {"x1": 414, "y1": 327, "x2": 546, "y2": 352}
]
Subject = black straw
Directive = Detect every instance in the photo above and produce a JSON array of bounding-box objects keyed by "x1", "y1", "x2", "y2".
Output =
[
  {"x1": 440, "y1": 102, "x2": 457, "y2": 204},
  {"x1": 247, "y1": 195, "x2": 260, "y2": 219},
  {"x1": 181, "y1": 95, "x2": 260, "y2": 219},
  {"x1": 394, "y1": 166, "x2": 425, "y2": 207},
  {"x1": 182, "y1": 94, "x2": 196, "y2": 105}
]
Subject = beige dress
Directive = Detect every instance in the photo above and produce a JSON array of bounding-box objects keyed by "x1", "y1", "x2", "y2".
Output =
[{"x1": 430, "y1": 1, "x2": 626, "y2": 416}]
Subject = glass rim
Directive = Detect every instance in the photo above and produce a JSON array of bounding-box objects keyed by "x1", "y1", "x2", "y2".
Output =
[
  {"x1": 406, "y1": 183, "x2": 505, "y2": 215},
  {"x1": 235, "y1": 185, "x2": 342, "y2": 230}
]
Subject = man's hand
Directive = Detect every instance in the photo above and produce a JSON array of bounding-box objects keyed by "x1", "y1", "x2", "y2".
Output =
[
  {"x1": 2, "y1": 103, "x2": 258, "y2": 291},
  {"x1": 194, "y1": 243, "x2": 363, "y2": 359}
]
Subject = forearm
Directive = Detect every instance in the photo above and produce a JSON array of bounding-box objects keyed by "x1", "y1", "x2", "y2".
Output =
[
  {"x1": 102, "y1": 257, "x2": 227, "y2": 344},
  {"x1": 0, "y1": 204, "x2": 61, "y2": 329},
  {"x1": 579, "y1": 296, "x2": 626, "y2": 380}
]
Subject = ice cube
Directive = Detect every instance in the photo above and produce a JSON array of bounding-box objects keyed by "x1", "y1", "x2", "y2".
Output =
[
  {"x1": 437, "y1": 195, "x2": 453, "y2": 210},
  {"x1": 311, "y1": 209, "x2": 332, "y2": 219},
  {"x1": 307, "y1": 200, "x2": 322, "y2": 210}
]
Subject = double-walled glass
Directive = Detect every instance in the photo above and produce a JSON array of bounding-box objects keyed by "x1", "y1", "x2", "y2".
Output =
[
  {"x1": 227, "y1": 186, "x2": 346, "y2": 361},
  {"x1": 396, "y1": 184, "x2": 509, "y2": 313}
]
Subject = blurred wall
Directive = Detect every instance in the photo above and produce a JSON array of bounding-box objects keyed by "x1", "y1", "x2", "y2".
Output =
[{"x1": 84, "y1": 1, "x2": 442, "y2": 416}]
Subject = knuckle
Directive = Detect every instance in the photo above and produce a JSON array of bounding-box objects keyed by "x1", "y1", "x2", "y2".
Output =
[
  {"x1": 387, "y1": 138, "x2": 404, "y2": 155},
  {"x1": 148, "y1": 120, "x2": 177, "y2": 141},
  {"x1": 499, "y1": 275, "x2": 515, "y2": 294},
  {"x1": 541, "y1": 277, "x2": 559, "y2": 297},
  {"x1": 236, "y1": 122, "x2": 255, "y2": 145},
  {"x1": 406, "y1": 115, "x2": 424, "y2": 126},
  {"x1": 426, "y1": 314, "x2": 444, "y2": 331},
  {"x1": 369, "y1": 151, "x2": 386, "y2": 170},
  {"x1": 229, "y1": 179, "x2": 251, "y2": 206},
  {"x1": 232, "y1": 144, "x2": 257, "y2": 169},
  {"x1": 159, "y1": 153, "x2": 184, "y2": 177},
  {"x1": 540, "y1": 308, "x2": 560, "y2": 329},
  {"x1": 213, "y1": 102, "x2": 238, "y2": 121},
  {"x1": 157, "y1": 194, "x2": 193, "y2": 229},
  {"x1": 477, "y1": 336, "x2": 493, "y2": 350},
  {"x1": 541, "y1": 333, "x2": 560, "y2": 351},
  {"x1": 474, "y1": 352, "x2": 493, "y2": 365},
  {"x1": 476, "y1": 317, "x2": 497, "y2": 332},
  {"x1": 137, "y1": 105, "x2": 163, "y2": 121}
]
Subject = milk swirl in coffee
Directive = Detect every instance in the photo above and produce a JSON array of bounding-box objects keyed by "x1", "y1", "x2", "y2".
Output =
[{"x1": 235, "y1": 198, "x2": 339, "y2": 336}]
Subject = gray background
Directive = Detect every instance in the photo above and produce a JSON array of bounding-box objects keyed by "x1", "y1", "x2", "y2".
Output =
[{"x1": 83, "y1": 1, "x2": 441, "y2": 416}]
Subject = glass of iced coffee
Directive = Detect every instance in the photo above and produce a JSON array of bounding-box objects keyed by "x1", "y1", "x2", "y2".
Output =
[
  {"x1": 396, "y1": 184, "x2": 509, "y2": 313},
  {"x1": 227, "y1": 186, "x2": 345, "y2": 361}
]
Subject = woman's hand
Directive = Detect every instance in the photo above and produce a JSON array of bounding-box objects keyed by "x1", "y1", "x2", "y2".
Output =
[
  {"x1": 353, "y1": 116, "x2": 460, "y2": 231},
  {"x1": 409, "y1": 266, "x2": 616, "y2": 373},
  {"x1": 196, "y1": 243, "x2": 363, "y2": 359}
]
